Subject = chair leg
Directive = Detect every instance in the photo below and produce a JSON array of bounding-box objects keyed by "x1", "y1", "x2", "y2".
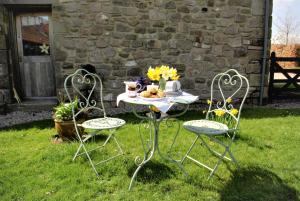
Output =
[
  {"x1": 182, "y1": 134, "x2": 239, "y2": 179},
  {"x1": 208, "y1": 148, "x2": 228, "y2": 179},
  {"x1": 72, "y1": 129, "x2": 124, "y2": 177},
  {"x1": 73, "y1": 134, "x2": 95, "y2": 161},
  {"x1": 113, "y1": 135, "x2": 124, "y2": 154},
  {"x1": 181, "y1": 135, "x2": 199, "y2": 164},
  {"x1": 82, "y1": 144, "x2": 100, "y2": 177},
  {"x1": 228, "y1": 148, "x2": 239, "y2": 169},
  {"x1": 199, "y1": 136, "x2": 232, "y2": 161},
  {"x1": 101, "y1": 129, "x2": 123, "y2": 154},
  {"x1": 102, "y1": 132, "x2": 113, "y2": 147},
  {"x1": 73, "y1": 143, "x2": 83, "y2": 161}
]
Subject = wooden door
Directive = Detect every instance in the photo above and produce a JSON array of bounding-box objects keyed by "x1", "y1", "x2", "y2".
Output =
[{"x1": 16, "y1": 13, "x2": 55, "y2": 98}]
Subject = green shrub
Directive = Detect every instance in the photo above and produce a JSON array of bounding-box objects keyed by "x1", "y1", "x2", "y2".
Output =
[{"x1": 54, "y1": 99, "x2": 78, "y2": 121}]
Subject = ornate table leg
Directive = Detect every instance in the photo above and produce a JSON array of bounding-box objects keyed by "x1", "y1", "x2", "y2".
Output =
[
  {"x1": 165, "y1": 117, "x2": 181, "y2": 154},
  {"x1": 129, "y1": 106, "x2": 190, "y2": 190},
  {"x1": 156, "y1": 118, "x2": 188, "y2": 177},
  {"x1": 129, "y1": 118, "x2": 155, "y2": 190}
]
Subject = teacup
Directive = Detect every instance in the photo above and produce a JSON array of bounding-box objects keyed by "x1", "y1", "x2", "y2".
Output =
[{"x1": 124, "y1": 81, "x2": 141, "y2": 97}]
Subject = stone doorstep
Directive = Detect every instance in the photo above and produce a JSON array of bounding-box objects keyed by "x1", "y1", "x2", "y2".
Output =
[{"x1": 6, "y1": 99, "x2": 58, "y2": 113}]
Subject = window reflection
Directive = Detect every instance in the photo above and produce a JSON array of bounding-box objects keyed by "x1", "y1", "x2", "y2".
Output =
[{"x1": 21, "y1": 16, "x2": 50, "y2": 56}]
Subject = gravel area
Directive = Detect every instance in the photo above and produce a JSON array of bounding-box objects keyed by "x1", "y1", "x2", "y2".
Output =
[
  {"x1": 0, "y1": 111, "x2": 53, "y2": 128},
  {"x1": 0, "y1": 103, "x2": 193, "y2": 128},
  {"x1": 265, "y1": 102, "x2": 300, "y2": 109},
  {"x1": 1, "y1": 101, "x2": 300, "y2": 129}
]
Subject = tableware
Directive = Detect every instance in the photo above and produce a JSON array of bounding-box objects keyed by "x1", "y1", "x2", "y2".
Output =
[
  {"x1": 165, "y1": 80, "x2": 181, "y2": 92},
  {"x1": 136, "y1": 77, "x2": 148, "y2": 92},
  {"x1": 147, "y1": 84, "x2": 159, "y2": 92},
  {"x1": 124, "y1": 81, "x2": 142, "y2": 98},
  {"x1": 139, "y1": 96, "x2": 166, "y2": 101},
  {"x1": 165, "y1": 91, "x2": 183, "y2": 97}
]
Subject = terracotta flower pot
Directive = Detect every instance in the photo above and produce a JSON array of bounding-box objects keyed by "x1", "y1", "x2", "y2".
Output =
[{"x1": 54, "y1": 119, "x2": 85, "y2": 140}]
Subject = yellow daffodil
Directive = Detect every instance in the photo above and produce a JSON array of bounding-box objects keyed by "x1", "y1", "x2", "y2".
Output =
[
  {"x1": 159, "y1": 65, "x2": 170, "y2": 74},
  {"x1": 147, "y1": 67, "x2": 161, "y2": 81},
  {"x1": 147, "y1": 65, "x2": 179, "y2": 81},
  {"x1": 207, "y1": 99, "x2": 212, "y2": 105},
  {"x1": 160, "y1": 65, "x2": 170, "y2": 80},
  {"x1": 147, "y1": 67, "x2": 155, "y2": 80},
  {"x1": 226, "y1": 97, "x2": 232, "y2": 103},
  {"x1": 150, "y1": 106, "x2": 160, "y2": 112},
  {"x1": 214, "y1": 109, "x2": 225, "y2": 117},
  {"x1": 169, "y1": 68, "x2": 180, "y2": 80},
  {"x1": 154, "y1": 67, "x2": 161, "y2": 80},
  {"x1": 230, "y1": 108, "x2": 239, "y2": 116}
]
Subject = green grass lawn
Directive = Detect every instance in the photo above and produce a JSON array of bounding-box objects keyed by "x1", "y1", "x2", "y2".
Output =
[{"x1": 0, "y1": 108, "x2": 299, "y2": 201}]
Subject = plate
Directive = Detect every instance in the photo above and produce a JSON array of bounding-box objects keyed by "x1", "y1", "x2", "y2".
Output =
[{"x1": 138, "y1": 96, "x2": 166, "y2": 101}]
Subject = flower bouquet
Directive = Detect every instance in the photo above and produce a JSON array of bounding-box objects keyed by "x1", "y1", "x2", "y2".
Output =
[
  {"x1": 147, "y1": 65, "x2": 179, "y2": 91},
  {"x1": 142, "y1": 65, "x2": 180, "y2": 118}
]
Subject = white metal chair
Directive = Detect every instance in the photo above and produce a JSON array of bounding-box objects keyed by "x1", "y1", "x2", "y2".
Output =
[
  {"x1": 181, "y1": 69, "x2": 249, "y2": 178},
  {"x1": 64, "y1": 68, "x2": 125, "y2": 177}
]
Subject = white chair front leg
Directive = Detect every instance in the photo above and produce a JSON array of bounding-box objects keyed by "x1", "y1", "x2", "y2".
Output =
[
  {"x1": 198, "y1": 135, "x2": 232, "y2": 162},
  {"x1": 81, "y1": 143, "x2": 100, "y2": 177},
  {"x1": 73, "y1": 133, "x2": 96, "y2": 161},
  {"x1": 109, "y1": 129, "x2": 124, "y2": 155},
  {"x1": 227, "y1": 146, "x2": 239, "y2": 169},
  {"x1": 73, "y1": 143, "x2": 83, "y2": 161},
  {"x1": 102, "y1": 130, "x2": 114, "y2": 147},
  {"x1": 181, "y1": 135, "x2": 199, "y2": 164},
  {"x1": 208, "y1": 146, "x2": 229, "y2": 179},
  {"x1": 209, "y1": 134, "x2": 240, "y2": 169},
  {"x1": 180, "y1": 133, "x2": 239, "y2": 179},
  {"x1": 203, "y1": 135, "x2": 239, "y2": 178}
]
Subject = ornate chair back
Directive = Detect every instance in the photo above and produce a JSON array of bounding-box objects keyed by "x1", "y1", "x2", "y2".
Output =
[
  {"x1": 64, "y1": 69, "x2": 106, "y2": 130},
  {"x1": 206, "y1": 69, "x2": 249, "y2": 130}
]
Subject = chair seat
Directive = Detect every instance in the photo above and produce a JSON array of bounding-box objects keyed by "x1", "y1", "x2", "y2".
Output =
[
  {"x1": 183, "y1": 120, "x2": 228, "y2": 135},
  {"x1": 81, "y1": 117, "x2": 126, "y2": 130}
]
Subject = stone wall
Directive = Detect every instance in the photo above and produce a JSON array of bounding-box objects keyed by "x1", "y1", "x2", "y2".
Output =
[
  {"x1": 0, "y1": 5, "x2": 10, "y2": 104},
  {"x1": 1, "y1": 0, "x2": 265, "y2": 102}
]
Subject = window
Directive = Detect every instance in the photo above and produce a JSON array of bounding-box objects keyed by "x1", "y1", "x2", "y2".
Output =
[{"x1": 21, "y1": 15, "x2": 50, "y2": 56}]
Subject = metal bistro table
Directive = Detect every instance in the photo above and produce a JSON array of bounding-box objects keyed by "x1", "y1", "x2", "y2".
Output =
[{"x1": 117, "y1": 92, "x2": 198, "y2": 190}]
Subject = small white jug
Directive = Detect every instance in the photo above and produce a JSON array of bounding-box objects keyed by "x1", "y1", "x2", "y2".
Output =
[{"x1": 165, "y1": 81, "x2": 181, "y2": 92}]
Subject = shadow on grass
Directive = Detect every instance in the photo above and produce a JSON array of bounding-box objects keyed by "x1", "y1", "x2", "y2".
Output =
[
  {"x1": 220, "y1": 166, "x2": 299, "y2": 201},
  {"x1": 0, "y1": 119, "x2": 54, "y2": 131},
  {"x1": 127, "y1": 160, "x2": 175, "y2": 184},
  {"x1": 234, "y1": 134, "x2": 273, "y2": 150}
]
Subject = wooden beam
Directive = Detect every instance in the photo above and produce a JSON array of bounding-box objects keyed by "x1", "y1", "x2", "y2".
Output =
[
  {"x1": 274, "y1": 57, "x2": 300, "y2": 62},
  {"x1": 1, "y1": 0, "x2": 52, "y2": 4}
]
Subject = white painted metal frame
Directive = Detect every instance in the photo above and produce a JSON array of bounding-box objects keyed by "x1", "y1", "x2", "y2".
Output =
[
  {"x1": 128, "y1": 106, "x2": 190, "y2": 190},
  {"x1": 64, "y1": 69, "x2": 124, "y2": 177},
  {"x1": 181, "y1": 69, "x2": 249, "y2": 178}
]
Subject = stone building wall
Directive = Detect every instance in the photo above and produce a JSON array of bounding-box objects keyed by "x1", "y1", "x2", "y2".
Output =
[
  {"x1": 0, "y1": 5, "x2": 10, "y2": 104},
  {"x1": 0, "y1": 0, "x2": 269, "y2": 105},
  {"x1": 52, "y1": 0, "x2": 268, "y2": 101}
]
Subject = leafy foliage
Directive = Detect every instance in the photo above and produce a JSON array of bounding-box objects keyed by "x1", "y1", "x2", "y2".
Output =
[{"x1": 54, "y1": 99, "x2": 78, "y2": 121}]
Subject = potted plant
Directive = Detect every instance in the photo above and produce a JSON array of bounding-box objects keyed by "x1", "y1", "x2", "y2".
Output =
[{"x1": 53, "y1": 99, "x2": 85, "y2": 140}]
